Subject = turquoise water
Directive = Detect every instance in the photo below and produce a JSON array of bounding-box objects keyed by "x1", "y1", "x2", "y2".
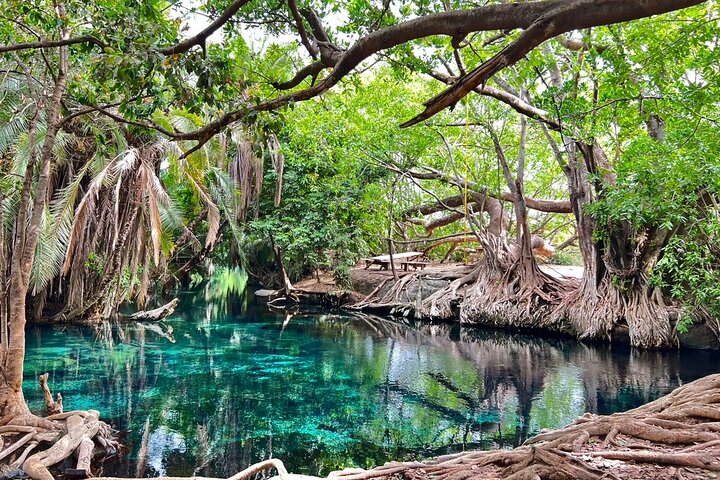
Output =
[{"x1": 23, "y1": 290, "x2": 719, "y2": 477}]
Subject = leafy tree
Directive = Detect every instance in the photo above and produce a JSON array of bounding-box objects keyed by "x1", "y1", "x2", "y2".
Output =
[{"x1": 0, "y1": 0, "x2": 715, "y2": 477}]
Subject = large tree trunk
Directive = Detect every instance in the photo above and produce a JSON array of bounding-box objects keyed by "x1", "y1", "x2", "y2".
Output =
[
  {"x1": 460, "y1": 120, "x2": 566, "y2": 330},
  {"x1": 557, "y1": 142, "x2": 676, "y2": 348},
  {"x1": 0, "y1": 29, "x2": 68, "y2": 425},
  {"x1": 0, "y1": 302, "x2": 33, "y2": 425}
]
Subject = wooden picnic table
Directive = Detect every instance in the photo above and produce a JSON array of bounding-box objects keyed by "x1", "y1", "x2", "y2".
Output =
[{"x1": 364, "y1": 251, "x2": 429, "y2": 271}]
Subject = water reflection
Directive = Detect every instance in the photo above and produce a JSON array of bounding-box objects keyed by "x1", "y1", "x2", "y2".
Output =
[{"x1": 23, "y1": 292, "x2": 719, "y2": 477}]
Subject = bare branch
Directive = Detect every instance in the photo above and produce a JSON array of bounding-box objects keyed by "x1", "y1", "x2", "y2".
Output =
[{"x1": 60, "y1": 95, "x2": 150, "y2": 126}]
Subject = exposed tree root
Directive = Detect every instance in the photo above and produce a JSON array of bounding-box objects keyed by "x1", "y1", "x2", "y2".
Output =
[
  {"x1": 352, "y1": 238, "x2": 579, "y2": 339},
  {"x1": 0, "y1": 378, "x2": 119, "y2": 480},
  {"x1": 351, "y1": 249, "x2": 683, "y2": 348},
  {"x1": 0, "y1": 380, "x2": 293, "y2": 480},
  {"x1": 349, "y1": 264, "x2": 477, "y2": 318},
  {"x1": 92, "y1": 458, "x2": 291, "y2": 480},
  {"x1": 38, "y1": 374, "x2": 62, "y2": 416},
  {"x1": 552, "y1": 275, "x2": 679, "y2": 348}
]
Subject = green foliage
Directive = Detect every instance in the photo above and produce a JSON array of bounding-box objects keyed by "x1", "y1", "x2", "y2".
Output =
[
  {"x1": 230, "y1": 69, "x2": 445, "y2": 283},
  {"x1": 651, "y1": 219, "x2": 720, "y2": 327},
  {"x1": 549, "y1": 251, "x2": 582, "y2": 267},
  {"x1": 1, "y1": 0, "x2": 719, "y2": 323},
  {"x1": 332, "y1": 262, "x2": 352, "y2": 290},
  {"x1": 84, "y1": 252, "x2": 104, "y2": 275}
]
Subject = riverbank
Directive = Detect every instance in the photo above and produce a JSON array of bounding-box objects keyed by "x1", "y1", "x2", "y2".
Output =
[
  {"x1": 345, "y1": 263, "x2": 720, "y2": 351},
  {"x1": 257, "y1": 263, "x2": 720, "y2": 351}
]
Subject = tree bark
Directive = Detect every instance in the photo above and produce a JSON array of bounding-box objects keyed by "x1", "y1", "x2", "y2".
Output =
[{"x1": 0, "y1": 22, "x2": 69, "y2": 425}]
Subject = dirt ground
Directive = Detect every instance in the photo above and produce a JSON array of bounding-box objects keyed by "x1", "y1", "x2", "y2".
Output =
[{"x1": 349, "y1": 261, "x2": 584, "y2": 296}]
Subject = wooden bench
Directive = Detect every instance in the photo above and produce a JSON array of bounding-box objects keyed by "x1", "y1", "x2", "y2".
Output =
[
  {"x1": 364, "y1": 252, "x2": 428, "y2": 271},
  {"x1": 402, "y1": 260, "x2": 429, "y2": 270}
]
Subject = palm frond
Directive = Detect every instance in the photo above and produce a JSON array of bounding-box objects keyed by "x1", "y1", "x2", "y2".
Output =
[
  {"x1": 32, "y1": 160, "x2": 94, "y2": 291},
  {"x1": 30, "y1": 206, "x2": 67, "y2": 293},
  {"x1": 63, "y1": 151, "x2": 120, "y2": 273},
  {"x1": 268, "y1": 133, "x2": 285, "y2": 208},
  {"x1": 0, "y1": 101, "x2": 31, "y2": 156}
]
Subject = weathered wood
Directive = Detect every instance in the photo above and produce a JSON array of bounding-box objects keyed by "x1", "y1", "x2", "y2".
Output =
[
  {"x1": 364, "y1": 252, "x2": 425, "y2": 270},
  {"x1": 65, "y1": 436, "x2": 93, "y2": 478},
  {"x1": 23, "y1": 414, "x2": 100, "y2": 480},
  {"x1": 39, "y1": 373, "x2": 63, "y2": 416},
  {"x1": 255, "y1": 289, "x2": 277, "y2": 298},
  {"x1": 124, "y1": 298, "x2": 178, "y2": 322}
]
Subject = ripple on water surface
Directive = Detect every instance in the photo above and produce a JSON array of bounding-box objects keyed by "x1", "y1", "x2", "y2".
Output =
[{"x1": 23, "y1": 290, "x2": 720, "y2": 477}]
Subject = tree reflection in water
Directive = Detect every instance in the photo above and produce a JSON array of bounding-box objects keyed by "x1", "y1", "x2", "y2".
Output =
[{"x1": 23, "y1": 290, "x2": 717, "y2": 477}]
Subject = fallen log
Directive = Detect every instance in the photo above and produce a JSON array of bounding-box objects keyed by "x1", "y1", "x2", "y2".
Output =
[{"x1": 122, "y1": 298, "x2": 178, "y2": 322}]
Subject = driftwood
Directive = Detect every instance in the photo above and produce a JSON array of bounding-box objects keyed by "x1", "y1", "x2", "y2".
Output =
[
  {"x1": 122, "y1": 298, "x2": 178, "y2": 322},
  {"x1": 265, "y1": 289, "x2": 351, "y2": 309},
  {"x1": 39, "y1": 374, "x2": 63, "y2": 416}
]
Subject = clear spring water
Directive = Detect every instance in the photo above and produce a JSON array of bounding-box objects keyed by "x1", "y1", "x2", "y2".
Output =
[{"x1": 22, "y1": 289, "x2": 720, "y2": 477}]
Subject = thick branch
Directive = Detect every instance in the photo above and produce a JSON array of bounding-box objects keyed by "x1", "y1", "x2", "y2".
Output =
[
  {"x1": 403, "y1": 16, "x2": 557, "y2": 127},
  {"x1": 167, "y1": 0, "x2": 705, "y2": 142},
  {"x1": 429, "y1": 70, "x2": 561, "y2": 130},
  {"x1": 0, "y1": 35, "x2": 106, "y2": 53},
  {"x1": 272, "y1": 61, "x2": 326, "y2": 90},
  {"x1": 16, "y1": 0, "x2": 703, "y2": 147},
  {"x1": 299, "y1": 8, "x2": 331, "y2": 43},
  {"x1": 403, "y1": 194, "x2": 479, "y2": 218},
  {"x1": 288, "y1": 0, "x2": 319, "y2": 59},
  {"x1": 403, "y1": 168, "x2": 572, "y2": 214},
  {"x1": 401, "y1": 0, "x2": 704, "y2": 127},
  {"x1": 157, "y1": 0, "x2": 253, "y2": 55},
  {"x1": 1, "y1": 0, "x2": 250, "y2": 57}
]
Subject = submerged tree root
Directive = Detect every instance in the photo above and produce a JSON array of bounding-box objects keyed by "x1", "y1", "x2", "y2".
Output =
[{"x1": 319, "y1": 374, "x2": 720, "y2": 480}]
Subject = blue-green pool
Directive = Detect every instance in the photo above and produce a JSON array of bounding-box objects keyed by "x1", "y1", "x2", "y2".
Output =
[{"x1": 23, "y1": 290, "x2": 719, "y2": 477}]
